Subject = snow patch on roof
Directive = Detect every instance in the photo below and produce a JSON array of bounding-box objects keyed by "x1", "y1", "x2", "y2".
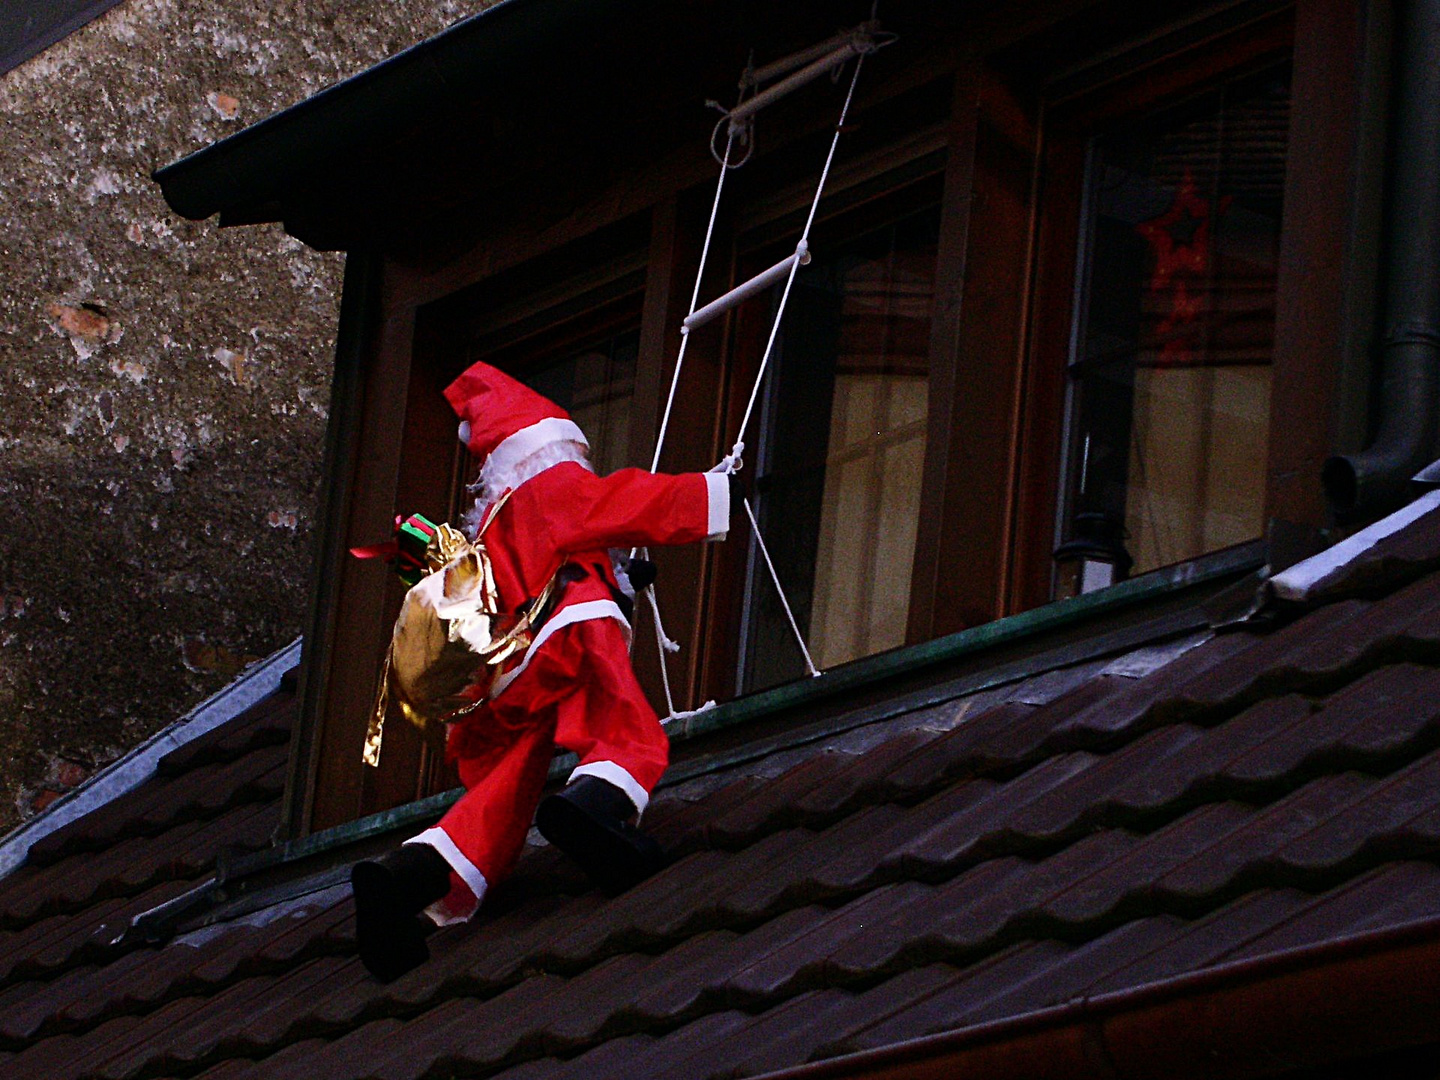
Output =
[{"x1": 1270, "y1": 491, "x2": 1440, "y2": 602}]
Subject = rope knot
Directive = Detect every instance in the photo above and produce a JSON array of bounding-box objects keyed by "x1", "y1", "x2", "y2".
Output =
[{"x1": 710, "y1": 440, "x2": 745, "y2": 475}]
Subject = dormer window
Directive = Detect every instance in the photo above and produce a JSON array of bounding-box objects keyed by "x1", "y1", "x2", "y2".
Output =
[{"x1": 249, "y1": 5, "x2": 1327, "y2": 835}]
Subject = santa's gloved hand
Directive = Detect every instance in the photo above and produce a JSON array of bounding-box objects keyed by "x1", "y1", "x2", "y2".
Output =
[{"x1": 627, "y1": 556, "x2": 657, "y2": 592}]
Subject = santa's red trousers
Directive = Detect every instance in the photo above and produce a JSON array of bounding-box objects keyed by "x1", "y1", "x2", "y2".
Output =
[{"x1": 407, "y1": 593, "x2": 667, "y2": 924}]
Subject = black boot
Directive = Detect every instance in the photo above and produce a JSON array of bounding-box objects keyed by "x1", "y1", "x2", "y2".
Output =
[
  {"x1": 351, "y1": 843, "x2": 452, "y2": 982},
  {"x1": 535, "y1": 776, "x2": 667, "y2": 896}
]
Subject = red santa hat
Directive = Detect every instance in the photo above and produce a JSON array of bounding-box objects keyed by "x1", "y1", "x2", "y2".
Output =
[{"x1": 444, "y1": 361, "x2": 589, "y2": 476}]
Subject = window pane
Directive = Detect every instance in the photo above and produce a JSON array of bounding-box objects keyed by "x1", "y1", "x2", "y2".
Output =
[
  {"x1": 522, "y1": 328, "x2": 639, "y2": 477},
  {"x1": 743, "y1": 205, "x2": 938, "y2": 691},
  {"x1": 1063, "y1": 66, "x2": 1289, "y2": 580}
]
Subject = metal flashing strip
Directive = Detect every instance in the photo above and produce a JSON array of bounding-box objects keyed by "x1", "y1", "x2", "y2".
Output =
[
  {"x1": 227, "y1": 543, "x2": 1262, "y2": 883},
  {"x1": 0, "y1": 638, "x2": 302, "y2": 881},
  {"x1": 667, "y1": 540, "x2": 1264, "y2": 744},
  {"x1": 657, "y1": 608, "x2": 1212, "y2": 793},
  {"x1": 175, "y1": 883, "x2": 351, "y2": 949}
]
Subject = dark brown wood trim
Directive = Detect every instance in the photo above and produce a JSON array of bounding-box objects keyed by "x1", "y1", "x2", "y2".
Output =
[
  {"x1": 920, "y1": 64, "x2": 1045, "y2": 635},
  {"x1": 308, "y1": 268, "x2": 423, "y2": 833},
  {"x1": 1013, "y1": 8, "x2": 1299, "y2": 617},
  {"x1": 355, "y1": 309, "x2": 468, "y2": 818},
  {"x1": 1265, "y1": 0, "x2": 1365, "y2": 527},
  {"x1": 1005, "y1": 125, "x2": 1085, "y2": 615},
  {"x1": 395, "y1": 36, "x2": 960, "y2": 310},
  {"x1": 629, "y1": 194, "x2": 701, "y2": 711},
  {"x1": 1044, "y1": 8, "x2": 1295, "y2": 125},
  {"x1": 907, "y1": 59, "x2": 984, "y2": 644},
  {"x1": 283, "y1": 250, "x2": 383, "y2": 840},
  {"x1": 658, "y1": 187, "x2": 740, "y2": 710}
]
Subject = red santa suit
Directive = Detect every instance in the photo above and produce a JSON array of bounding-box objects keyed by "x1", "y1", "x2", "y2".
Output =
[{"x1": 404, "y1": 362, "x2": 729, "y2": 924}]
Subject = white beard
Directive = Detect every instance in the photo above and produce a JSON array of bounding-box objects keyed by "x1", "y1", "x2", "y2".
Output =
[{"x1": 462, "y1": 439, "x2": 593, "y2": 539}]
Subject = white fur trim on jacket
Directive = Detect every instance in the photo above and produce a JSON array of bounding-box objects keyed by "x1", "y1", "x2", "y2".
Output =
[
  {"x1": 486, "y1": 418, "x2": 588, "y2": 487},
  {"x1": 405, "y1": 827, "x2": 488, "y2": 925},
  {"x1": 704, "y1": 472, "x2": 730, "y2": 540},
  {"x1": 489, "y1": 599, "x2": 631, "y2": 700},
  {"x1": 569, "y1": 760, "x2": 651, "y2": 817},
  {"x1": 465, "y1": 443, "x2": 594, "y2": 538}
]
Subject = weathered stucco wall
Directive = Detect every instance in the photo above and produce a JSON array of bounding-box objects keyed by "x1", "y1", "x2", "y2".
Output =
[{"x1": 0, "y1": 0, "x2": 491, "y2": 829}]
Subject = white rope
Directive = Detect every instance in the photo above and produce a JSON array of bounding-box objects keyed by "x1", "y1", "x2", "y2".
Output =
[
  {"x1": 709, "y1": 53, "x2": 867, "y2": 677},
  {"x1": 730, "y1": 49, "x2": 867, "y2": 460},
  {"x1": 743, "y1": 496, "x2": 821, "y2": 677},
  {"x1": 650, "y1": 123, "x2": 737, "y2": 473},
  {"x1": 640, "y1": 129, "x2": 737, "y2": 720},
  {"x1": 641, "y1": 46, "x2": 873, "y2": 710},
  {"x1": 647, "y1": 582, "x2": 680, "y2": 718},
  {"x1": 663, "y1": 698, "x2": 718, "y2": 730}
]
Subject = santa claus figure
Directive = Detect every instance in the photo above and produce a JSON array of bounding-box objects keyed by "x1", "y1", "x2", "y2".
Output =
[{"x1": 351, "y1": 359, "x2": 732, "y2": 981}]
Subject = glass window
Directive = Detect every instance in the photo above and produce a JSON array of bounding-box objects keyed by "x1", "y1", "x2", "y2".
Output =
[
  {"x1": 514, "y1": 327, "x2": 640, "y2": 478},
  {"x1": 741, "y1": 204, "x2": 939, "y2": 691},
  {"x1": 1059, "y1": 65, "x2": 1289, "y2": 590}
]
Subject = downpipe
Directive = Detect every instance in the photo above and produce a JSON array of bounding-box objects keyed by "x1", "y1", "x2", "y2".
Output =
[{"x1": 1323, "y1": 0, "x2": 1440, "y2": 517}]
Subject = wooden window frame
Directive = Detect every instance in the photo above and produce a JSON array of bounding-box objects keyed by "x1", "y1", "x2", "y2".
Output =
[
  {"x1": 1018, "y1": 10, "x2": 1299, "y2": 614},
  {"x1": 1012, "y1": 0, "x2": 1367, "y2": 616}
]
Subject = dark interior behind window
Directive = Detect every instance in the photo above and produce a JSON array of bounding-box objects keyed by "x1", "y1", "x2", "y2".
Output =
[
  {"x1": 1060, "y1": 63, "x2": 1290, "y2": 588},
  {"x1": 741, "y1": 202, "x2": 941, "y2": 692}
]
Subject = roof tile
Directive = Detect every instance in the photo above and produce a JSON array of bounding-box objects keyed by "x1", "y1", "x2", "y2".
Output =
[
  {"x1": 1274, "y1": 749, "x2": 1440, "y2": 873},
  {"x1": 722, "y1": 966, "x2": 968, "y2": 1078},
  {"x1": 648, "y1": 775, "x2": 771, "y2": 855},
  {"x1": 722, "y1": 887, "x2": 925, "y2": 1002},
  {"x1": 1224, "y1": 862, "x2": 1440, "y2": 958},
  {"x1": 893, "y1": 753, "x2": 1102, "y2": 875},
  {"x1": 1154, "y1": 773, "x2": 1374, "y2": 901},
  {"x1": 822, "y1": 858, "x2": 1032, "y2": 980},
  {"x1": 12, "y1": 498, "x2": 1440, "y2": 1079},
  {"x1": 1221, "y1": 663, "x2": 1440, "y2": 783},
  {"x1": 1084, "y1": 887, "x2": 1315, "y2": 992},
  {"x1": 705, "y1": 751, "x2": 861, "y2": 848},
  {"x1": 1102, "y1": 694, "x2": 1315, "y2": 811}
]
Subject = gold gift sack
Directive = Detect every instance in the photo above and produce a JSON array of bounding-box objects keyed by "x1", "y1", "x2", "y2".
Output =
[{"x1": 363, "y1": 500, "x2": 548, "y2": 766}]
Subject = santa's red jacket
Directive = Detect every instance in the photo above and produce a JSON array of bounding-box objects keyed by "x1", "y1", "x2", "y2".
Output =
[
  {"x1": 482, "y1": 459, "x2": 728, "y2": 613},
  {"x1": 406, "y1": 457, "x2": 729, "y2": 925}
]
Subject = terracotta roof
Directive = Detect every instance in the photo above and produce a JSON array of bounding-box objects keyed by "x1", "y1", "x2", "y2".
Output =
[{"x1": 4, "y1": 506, "x2": 1440, "y2": 1079}]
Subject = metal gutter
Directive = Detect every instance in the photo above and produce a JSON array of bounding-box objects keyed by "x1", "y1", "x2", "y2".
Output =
[
  {"x1": 747, "y1": 913, "x2": 1440, "y2": 1080},
  {"x1": 1323, "y1": 0, "x2": 1440, "y2": 517},
  {"x1": 0, "y1": 638, "x2": 300, "y2": 881},
  {"x1": 221, "y1": 541, "x2": 1262, "y2": 882}
]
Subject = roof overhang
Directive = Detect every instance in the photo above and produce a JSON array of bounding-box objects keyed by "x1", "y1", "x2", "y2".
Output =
[
  {"x1": 156, "y1": 0, "x2": 827, "y2": 250},
  {"x1": 0, "y1": 0, "x2": 127, "y2": 77},
  {"x1": 153, "y1": 0, "x2": 975, "y2": 252}
]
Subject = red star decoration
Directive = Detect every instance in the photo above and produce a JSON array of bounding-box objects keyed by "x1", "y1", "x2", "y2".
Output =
[
  {"x1": 1136, "y1": 168, "x2": 1230, "y2": 292},
  {"x1": 1135, "y1": 168, "x2": 1232, "y2": 364}
]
